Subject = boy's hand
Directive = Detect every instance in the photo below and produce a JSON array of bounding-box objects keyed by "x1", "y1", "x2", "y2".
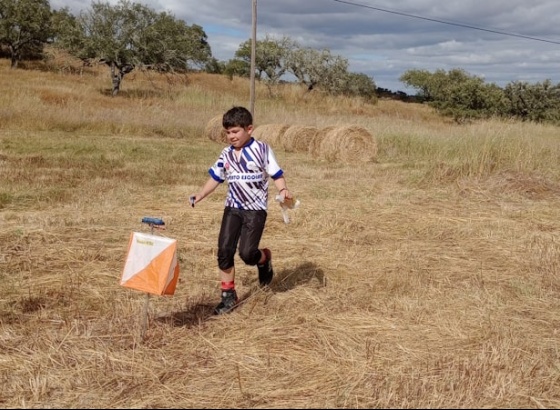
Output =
[
  {"x1": 189, "y1": 195, "x2": 196, "y2": 207},
  {"x1": 280, "y1": 188, "x2": 292, "y2": 201}
]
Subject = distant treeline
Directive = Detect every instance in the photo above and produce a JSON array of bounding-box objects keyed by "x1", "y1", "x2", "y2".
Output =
[
  {"x1": 2, "y1": 0, "x2": 559, "y2": 125},
  {"x1": 376, "y1": 88, "x2": 419, "y2": 102},
  {"x1": 399, "y1": 68, "x2": 560, "y2": 125}
]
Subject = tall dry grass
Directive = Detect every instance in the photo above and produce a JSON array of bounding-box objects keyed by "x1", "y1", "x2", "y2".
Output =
[{"x1": 1, "y1": 54, "x2": 560, "y2": 408}]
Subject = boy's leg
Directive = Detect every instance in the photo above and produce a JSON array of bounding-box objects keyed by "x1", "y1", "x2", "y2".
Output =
[
  {"x1": 219, "y1": 266, "x2": 235, "y2": 286},
  {"x1": 237, "y1": 210, "x2": 273, "y2": 286},
  {"x1": 257, "y1": 248, "x2": 273, "y2": 286},
  {"x1": 214, "y1": 272, "x2": 238, "y2": 315},
  {"x1": 215, "y1": 208, "x2": 242, "y2": 315}
]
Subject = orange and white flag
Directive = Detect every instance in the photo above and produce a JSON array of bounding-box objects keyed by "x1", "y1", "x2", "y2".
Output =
[{"x1": 121, "y1": 232, "x2": 180, "y2": 296}]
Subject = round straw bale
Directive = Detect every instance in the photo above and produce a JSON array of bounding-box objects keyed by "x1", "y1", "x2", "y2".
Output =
[
  {"x1": 282, "y1": 125, "x2": 319, "y2": 153},
  {"x1": 318, "y1": 125, "x2": 377, "y2": 163},
  {"x1": 252, "y1": 124, "x2": 289, "y2": 149},
  {"x1": 204, "y1": 115, "x2": 227, "y2": 144},
  {"x1": 308, "y1": 126, "x2": 336, "y2": 159}
]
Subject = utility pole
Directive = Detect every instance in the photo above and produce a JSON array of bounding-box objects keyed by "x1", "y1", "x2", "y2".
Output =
[{"x1": 250, "y1": 0, "x2": 257, "y2": 118}]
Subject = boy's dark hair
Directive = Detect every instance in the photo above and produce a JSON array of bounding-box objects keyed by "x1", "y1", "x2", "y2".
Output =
[{"x1": 223, "y1": 106, "x2": 253, "y2": 129}]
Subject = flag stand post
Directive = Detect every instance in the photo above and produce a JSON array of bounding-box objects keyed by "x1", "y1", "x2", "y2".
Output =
[
  {"x1": 138, "y1": 217, "x2": 166, "y2": 341},
  {"x1": 140, "y1": 292, "x2": 150, "y2": 341}
]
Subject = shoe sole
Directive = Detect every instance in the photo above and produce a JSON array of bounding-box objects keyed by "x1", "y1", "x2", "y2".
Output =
[{"x1": 214, "y1": 303, "x2": 238, "y2": 315}]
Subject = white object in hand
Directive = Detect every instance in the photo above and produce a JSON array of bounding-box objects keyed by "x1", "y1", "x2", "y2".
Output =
[{"x1": 275, "y1": 195, "x2": 300, "y2": 224}]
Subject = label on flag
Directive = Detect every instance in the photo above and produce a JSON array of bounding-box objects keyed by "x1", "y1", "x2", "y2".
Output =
[{"x1": 121, "y1": 232, "x2": 180, "y2": 296}]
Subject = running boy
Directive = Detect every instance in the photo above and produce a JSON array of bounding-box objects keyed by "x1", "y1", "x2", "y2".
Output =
[{"x1": 190, "y1": 106, "x2": 293, "y2": 315}]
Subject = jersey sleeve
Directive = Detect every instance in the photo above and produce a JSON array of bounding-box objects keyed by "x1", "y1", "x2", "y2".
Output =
[
  {"x1": 208, "y1": 148, "x2": 227, "y2": 183},
  {"x1": 266, "y1": 144, "x2": 284, "y2": 179}
]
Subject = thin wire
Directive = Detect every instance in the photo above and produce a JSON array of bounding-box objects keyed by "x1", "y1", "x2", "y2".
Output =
[{"x1": 332, "y1": 0, "x2": 560, "y2": 46}]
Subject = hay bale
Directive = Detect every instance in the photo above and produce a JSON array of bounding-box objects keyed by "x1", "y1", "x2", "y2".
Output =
[
  {"x1": 204, "y1": 115, "x2": 227, "y2": 144},
  {"x1": 317, "y1": 125, "x2": 377, "y2": 163},
  {"x1": 252, "y1": 124, "x2": 289, "y2": 149},
  {"x1": 308, "y1": 126, "x2": 336, "y2": 159},
  {"x1": 282, "y1": 125, "x2": 319, "y2": 153}
]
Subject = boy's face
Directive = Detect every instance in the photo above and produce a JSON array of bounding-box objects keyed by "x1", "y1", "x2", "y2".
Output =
[{"x1": 225, "y1": 125, "x2": 253, "y2": 149}]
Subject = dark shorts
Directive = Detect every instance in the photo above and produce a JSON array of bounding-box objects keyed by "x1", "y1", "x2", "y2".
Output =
[{"x1": 217, "y1": 207, "x2": 267, "y2": 270}]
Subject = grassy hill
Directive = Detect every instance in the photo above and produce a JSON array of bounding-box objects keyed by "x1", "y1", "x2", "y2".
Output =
[{"x1": 1, "y1": 56, "x2": 560, "y2": 408}]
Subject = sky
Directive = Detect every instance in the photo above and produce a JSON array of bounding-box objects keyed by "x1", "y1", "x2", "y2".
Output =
[{"x1": 49, "y1": 0, "x2": 560, "y2": 93}]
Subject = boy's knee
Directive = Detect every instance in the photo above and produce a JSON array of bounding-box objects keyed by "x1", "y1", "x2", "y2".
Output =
[
  {"x1": 239, "y1": 248, "x2": 260, "y2": 266},
  {"x1": 217, "y1": 248, "x2": 235, "y2": 271}
]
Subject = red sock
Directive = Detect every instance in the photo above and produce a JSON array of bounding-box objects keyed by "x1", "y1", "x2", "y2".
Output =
[{"x1": 221, "y1": 281, "x2": 235, "y2": 291}]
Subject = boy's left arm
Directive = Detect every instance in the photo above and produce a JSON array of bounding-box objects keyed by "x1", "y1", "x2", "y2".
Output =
[{"x1": 273, "y1": 176, "x2": 292, "y2": 200}]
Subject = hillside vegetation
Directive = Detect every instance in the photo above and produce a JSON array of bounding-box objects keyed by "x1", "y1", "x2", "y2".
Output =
[{"x1": 1, "y1": 57, "x2": 560, "y2": 408}]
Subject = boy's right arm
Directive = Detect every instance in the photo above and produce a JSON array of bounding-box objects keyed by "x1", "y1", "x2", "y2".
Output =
[{"x1": 190, "y1": 178, "x2": 220, "y2": 206}]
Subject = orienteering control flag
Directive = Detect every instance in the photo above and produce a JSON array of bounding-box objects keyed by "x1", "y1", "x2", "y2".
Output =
[{"x1": 121, "y1": 232, "x2": 180, "y2": 296}]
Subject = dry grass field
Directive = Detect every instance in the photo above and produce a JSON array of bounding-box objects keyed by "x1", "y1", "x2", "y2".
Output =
[{"x1": 1, "y1": 52, "x2": 560, "y2": 408}]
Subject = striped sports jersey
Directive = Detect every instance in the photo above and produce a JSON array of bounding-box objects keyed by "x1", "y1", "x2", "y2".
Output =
[{"x1": 209, "y1": 138, "x2": 283, "y2": 210}]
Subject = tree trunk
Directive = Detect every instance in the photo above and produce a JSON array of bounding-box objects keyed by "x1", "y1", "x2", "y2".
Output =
[
  {"x1": 9, "y1": 46, "x2": 19, "y2": 69},
  {"x1": 10, "y1": 55, "x2": 19, "y2": 69},
  {"x1": 110, "y1": 62, "x2": 122, "y2": 97}
]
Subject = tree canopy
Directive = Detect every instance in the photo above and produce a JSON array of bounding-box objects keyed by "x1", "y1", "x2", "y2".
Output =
[
  {"x1": 234, "y1": 35, "x2": 296, "y2": 87},
  {"x1": 225, "y1": 35, "x2": 377, "y2": 102},
  {"x1": 54, "y1": 0, "x2": 211, "y2": 95},
  {"x1": 0, "y1": 0, "x2": 52, "y2": 68}
]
